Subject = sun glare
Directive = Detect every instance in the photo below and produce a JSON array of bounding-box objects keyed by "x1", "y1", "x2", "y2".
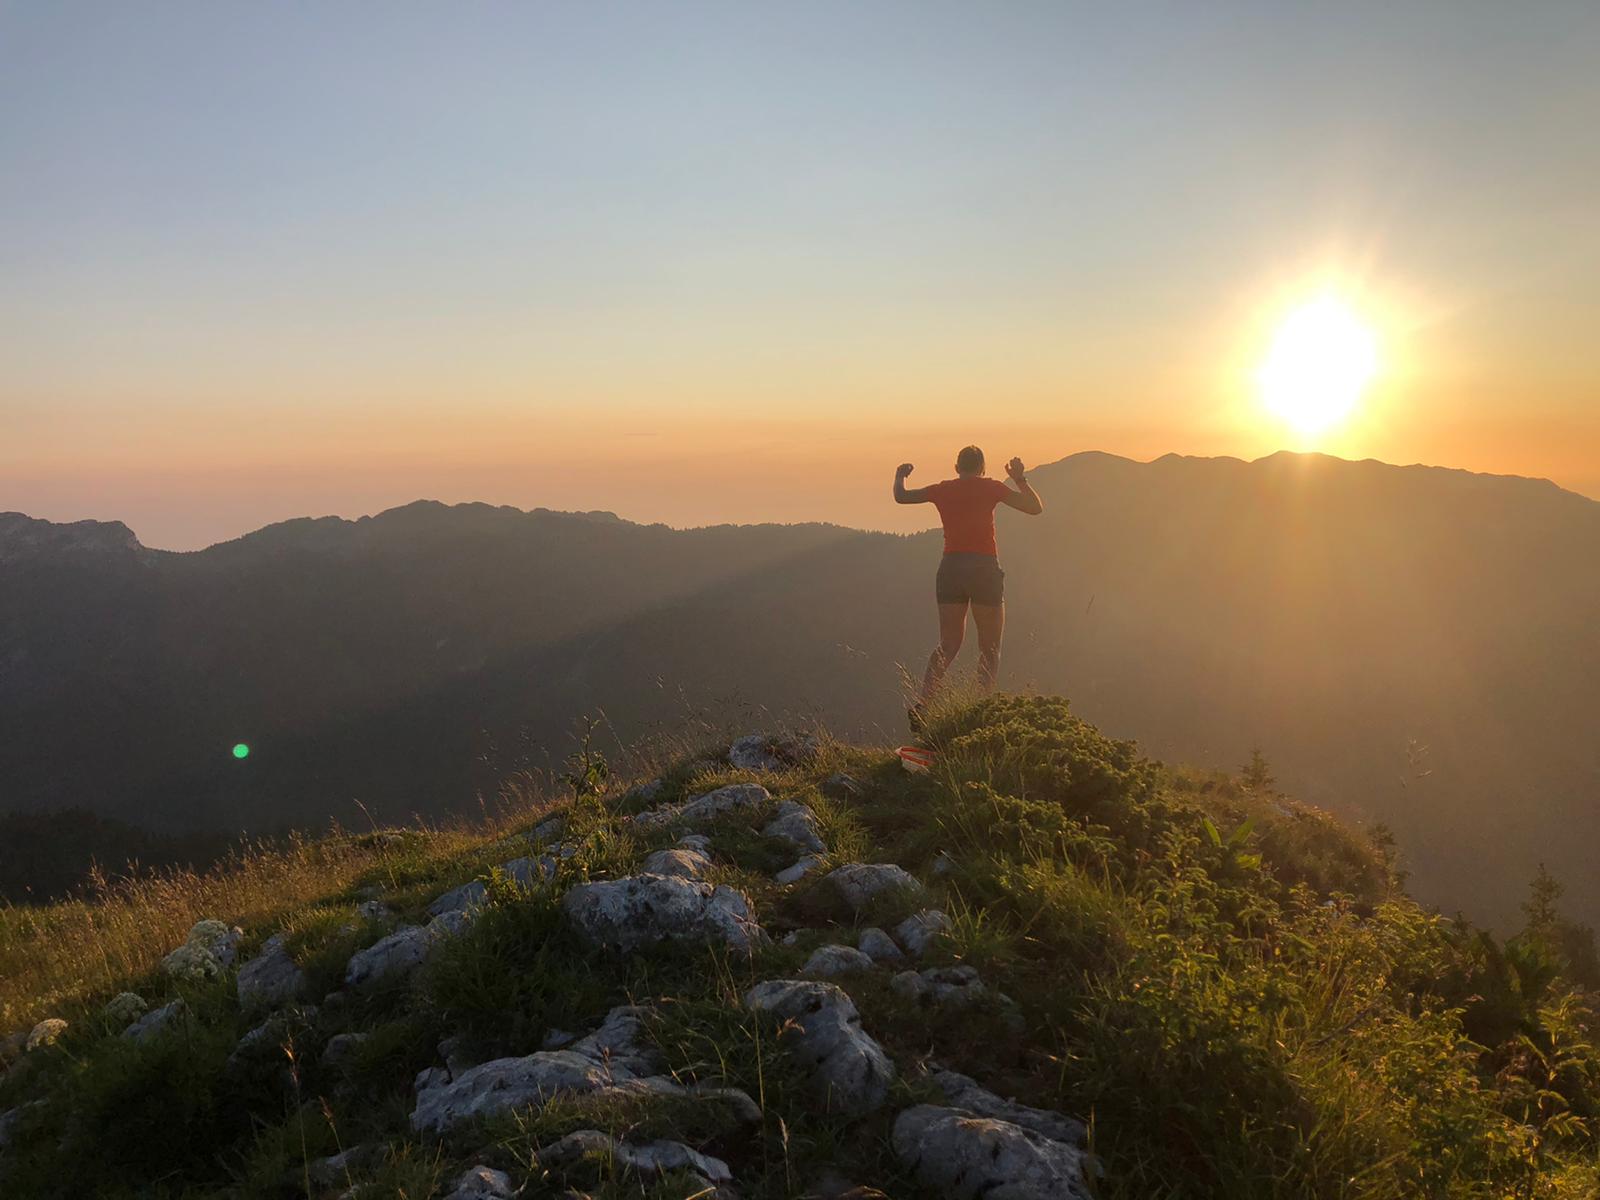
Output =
[{"x1": 1256, "y1": 294, "x2": 1378, "y2": 436}]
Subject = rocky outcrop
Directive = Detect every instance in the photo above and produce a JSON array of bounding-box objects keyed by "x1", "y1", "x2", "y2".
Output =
[
  {"x1": 744, "y1": 980, "x2": 894, "y2": 1114},
  {"x1": 822, "y1": 863, "x2": 923, "y2": 911},
  {"x1": 729, "y1": 733, "x2": 819, "y2": 773},
  {"x1": 894, "y1": 909, "x2": 951, "y2": 957},
  {"x1": 892, "y1": 1105, "x2": 1095, "y2": 1199},
  {"x1": 345, "y1": 907, "x2": 474, "y2": 991},
  {"x1": 640, "y1": 846, "x2": 713, "y2": 879},
  {"x1": 633, "y1": 782, "x2": 772, "y2": 831},
  {"x1": 763, "y1": 800, "x2": 826, "y2": 854},
  {"x1": 857, "y1": 928, "x2": 903, "y2": 962},
  {"x1": 562, "y1": 874, "x2": 763, "y2": 953},
  {"x1": 891, "y1": 966, "x2": 989, "y2": 1009},
  {"x1": 540, "y1": 1129, "x2": 733, "y2": 1184},
  {"x1": 237, "y1": 934, "x2": 307, "y2": 1011},
  {"x1": 441, "y1": 1164, "x2": 517, "y2": 1199},
  {"x1": 122, "y1": 999, "x2": 186, "y2": 1044},
  {"x1": 802, "y1": 945, "x2": 875, "y2": 977},
  {"x1": 927, "y1": 1070, "x2": 1088, "y2": 1147},
  {"x1": 411, "y1": 1005, "x2": 747, "y2": 1135},
  {"x1": 775, "y1": 854, "x2": 827, "y2": 885}
]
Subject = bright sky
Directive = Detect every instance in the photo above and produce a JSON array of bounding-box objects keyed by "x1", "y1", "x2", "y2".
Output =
[{"x1": 4, "y1": 1, "x2": 1598, "y2": 549}]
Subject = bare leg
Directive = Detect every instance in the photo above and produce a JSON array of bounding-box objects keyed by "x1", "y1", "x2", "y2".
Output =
[
  {"x1": 971, "y1": 601, "x2": 1005, "y2": 692},
  {"x1": 919, "y1": 602, "x2": 969, "y2": 702}
]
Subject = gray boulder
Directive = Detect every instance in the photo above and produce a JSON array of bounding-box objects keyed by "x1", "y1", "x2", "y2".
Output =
[
  {"x1": 540, "y1": 1129, "x2": 733, "y2": 1184},
  {"x1": 122, "y1": 999, "x2": 186, "y2": 1044},
  {"x1": 354, "y1": 900, "x2": 392, "y2": 922},
  {"x1": 677, "y1": 782, "x2": 771, "y2": 825},
  {"x1": 562, "y1": 875, "x2": 763, "y2": 953},
  {"x1": 729, "y1": 733, "x2": 819, "y2": 772},
  {"x1": 802, "y1": 945, "x2": 875, "y2": 978},
  {"x1": 928, "y1": 1070, "x2": 1088, "y2": 1147},
  {"x1": 640, "y1": 846, "x2": 713, "y2": 880},
  {"x1": 307, "y1": 1144, "x2": 385, "y2": 1188},
  {"x1": 823, "y1": 863, "x2": 924, "y2": 911},
  {"x1": 744, "y1": 979, "x2": 894, "y2": 1114},
  {"x1": 894, "y1": 909, "x2": 952, "y2": 957},
  {"x1": 763, "y1": 800, "x2": 826, "y2": 854},
  {"x1": 428, "y1": 880, "x2": 487, "y2": 916},
  {"x1": 237, "y1": 934, "x2": 307, "y2": 1011},
  {"x1": 857, "y1": 927, "x2": 903, "y2": 962},
  {"x1": 25, "y1": 1018, "x2": 67, "y2": 1051},
  {"x1": 633, "y1": 782, "x2": 771, "y2": 831},
  {"x1": 532, "y1": 814, "x2": 567, "y2": 841},
  {"x1": 442, "y1": 1164, "x2": 517, "y2": 1199},
  {"x1": 677, "y1": 833, "x2": 712, "y2": 854},
  {"x1": 891, "y1": 1105, "x2": 1095, "y2": 1199},
  {"x1": 775, "y1": 855, "x2": 827, "y2": 885},
  {"x1": 891, "y1": 965, "x2": 989, "y2": 1009},
  {"x1": 411, "y1": 1006, "x2": 677, "y2": 1134},
  {"x1": 346, "y1": 926, "x2": 431, "y2": 989}
]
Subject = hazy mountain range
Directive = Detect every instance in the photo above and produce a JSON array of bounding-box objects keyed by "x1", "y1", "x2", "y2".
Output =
[{"x1": 3, "y1": 450, "x2": 1596, "y2": 926}]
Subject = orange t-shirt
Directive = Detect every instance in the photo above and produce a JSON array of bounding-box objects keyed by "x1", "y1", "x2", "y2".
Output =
[{"x1": 925, "y1": 476, "x2": 1012, "y2": 556}]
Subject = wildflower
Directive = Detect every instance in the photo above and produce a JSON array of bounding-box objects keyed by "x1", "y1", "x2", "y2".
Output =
[
  {"x1": 25, "y1": 1018, "x2": 68, "y2": 1051},
  {"x1": 102, "y1": 992, "x2": 148, "y2": 1026}
]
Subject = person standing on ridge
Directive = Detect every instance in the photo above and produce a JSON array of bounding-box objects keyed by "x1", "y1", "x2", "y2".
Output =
[{"x1": 894, "y1": 445, "x2": 1043, "y2": 724}]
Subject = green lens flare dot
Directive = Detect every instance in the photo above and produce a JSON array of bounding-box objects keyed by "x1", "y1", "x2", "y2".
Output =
[{"x1": 232, "y1": 743, "x2": 250, "y2": 760}]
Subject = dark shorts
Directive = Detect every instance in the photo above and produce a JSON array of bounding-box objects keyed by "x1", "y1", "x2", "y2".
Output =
[{"x1": 936, "y1": 552, "x2": 1005, "y2": 606}]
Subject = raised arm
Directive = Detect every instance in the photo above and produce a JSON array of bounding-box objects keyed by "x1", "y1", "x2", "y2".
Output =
[
  {"x1": 1000, "y1": 457, "x2": 1044, "y2": 514},
  {"x1": 894, "y1": 462, "x2": 931, "y2": 504}
]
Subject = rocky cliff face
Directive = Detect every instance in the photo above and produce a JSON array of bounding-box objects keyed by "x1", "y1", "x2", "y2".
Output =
[{"x1": 0, "y1": 513, "x2": 147, "y2": 563}]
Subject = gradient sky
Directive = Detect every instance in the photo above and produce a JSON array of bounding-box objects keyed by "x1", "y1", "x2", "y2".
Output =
[{"x1": 4, "y1": 1, "x2": 1598, "y2": 549}]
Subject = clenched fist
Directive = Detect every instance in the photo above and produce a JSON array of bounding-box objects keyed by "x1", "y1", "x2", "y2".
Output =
[{"x1": 896, "y1": 463, "x2": 915, "y2": 479}]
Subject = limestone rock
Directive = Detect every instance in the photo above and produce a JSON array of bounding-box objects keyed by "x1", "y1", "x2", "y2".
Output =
[
  {"x1": 122, "y1": 999, "x2": 186, "y2": 1044},
  {"x1": 856, "y1": 928, "x2": 903, "y2": 962},
  {"x1": 308, "y1": 1144, "x2": 384, "y2": 1188},
  {"x1": 442, "y1": 1164, "x2": 516, "y2": 1199},
  {"x1": 890, "y1": 966, "x2": 988, "y2": 1009},
  {"x1": 562, "y1": 875, "x2": 763, "y2": 953},
  {"x1": 744, "y1": 979, "x2": 894, "y2": 1114},
  {"x1": 677, "y1": 833, "x2": 712, "y2": 855},
  {"x1": 345, "y1": 925, "x2": 431, "y2": 989},
  {"x1": 412, "y1": 1005, "x2": 667, "y2": 1134},
  {"x1": 891, "y1": 1105, "x2": 1094, "y2": 1199},
  {"x1": 677, "y1": 783, "x2": 771, "y2": 825},
  {"x1": 541, "y1": 1129, "x2": 732, "y2": 1183},
  {"x1": 230, "y1": 1006, "x2": 318, "y2": 1067},
  {"x1": 532, "y1": 814, "x2": 567, "y2": 841},
  {"x1": 928, "y1": 1069, "x2": 1088, "y2": 1147},
  {"x1": 428, "y1": 880, "x2": 488, "y2": 917},
  {"x1": 776, "y1": 855, "x2": 827, "y2": 885},
  {"x1": 763, "y1": 800, "x2": 826, "y2": 854},
  {"x1": 894, "y1": 909, "x2": 952, "y2": 957},
  {"x1": 640, "y1": 846, "x2": 713, "y2": 879},
  {"x1": 237, "y1": 934, "x2": 307, "y2": 1011},
  {"x1": 323, "y1": 1032, "x2": 367, "y2": 1068},
  {"x1": 729, "y1": 732, "x2": 819, "y2": 772},
  {"x1": 823, "y1": 863, "x2": 923, "y2": 911},
  {"x1": 802, "y1": 944, "x2": 875, "y2": 978}
]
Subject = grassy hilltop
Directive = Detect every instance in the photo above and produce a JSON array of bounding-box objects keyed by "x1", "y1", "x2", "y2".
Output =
[{"x1": 1, "y1": 694, "x2": 1598, "y2": 1198}]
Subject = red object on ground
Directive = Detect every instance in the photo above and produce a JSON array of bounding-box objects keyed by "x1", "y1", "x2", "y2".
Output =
[{"x1": 898, "y1": 745, "x2": 937, "y2": 773}]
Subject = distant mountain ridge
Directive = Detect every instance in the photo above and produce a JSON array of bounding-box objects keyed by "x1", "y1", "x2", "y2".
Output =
[{"x1": 3, "y1": 451, "x2": 1597, "y2": 927}]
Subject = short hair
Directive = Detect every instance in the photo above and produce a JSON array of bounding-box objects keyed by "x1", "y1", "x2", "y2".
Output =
[{"x1": 955, "y1": 445, "x2": 985, "y2": 475}]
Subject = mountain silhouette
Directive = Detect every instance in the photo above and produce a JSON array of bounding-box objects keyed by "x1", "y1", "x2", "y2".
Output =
[{"x1": 3, "y1": 451, "x2": 1596, "y2": 926}]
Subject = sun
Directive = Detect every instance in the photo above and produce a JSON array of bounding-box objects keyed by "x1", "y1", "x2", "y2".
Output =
[{"x1": 1255, "y1": 294, "x2": 1378, "y2": 436}]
